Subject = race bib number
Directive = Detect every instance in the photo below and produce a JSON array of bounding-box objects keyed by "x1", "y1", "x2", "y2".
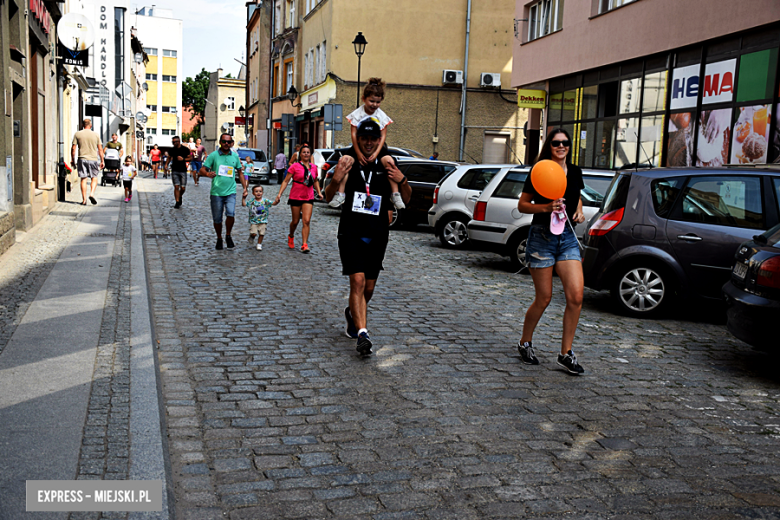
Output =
[
  {"x1": 217, "y1": 165, "x2": 234, "y2": 177},
  {"x1": 351, "y1": 192, "x2": 381, "y2": 216}
]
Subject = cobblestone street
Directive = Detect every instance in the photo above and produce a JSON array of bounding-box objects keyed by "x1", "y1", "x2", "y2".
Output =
[{"x1": 136, "y1": 175, "x2": 780, "y2": 520}]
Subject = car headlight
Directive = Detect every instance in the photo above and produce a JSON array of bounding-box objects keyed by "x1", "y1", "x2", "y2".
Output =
[{"x1": 259, "y1": 166, "x2": 269, "y2": 173}]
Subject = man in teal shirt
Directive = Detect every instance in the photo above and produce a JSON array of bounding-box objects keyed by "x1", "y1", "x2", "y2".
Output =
[{"x1": 199, "y1": 133, "x2": 247, "y2": 250}]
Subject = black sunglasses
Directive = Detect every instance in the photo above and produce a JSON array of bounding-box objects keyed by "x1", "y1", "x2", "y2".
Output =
[
  {"x1": 551, "y1": 139, "x2": 571, "y2": 148},
  {"x1": 220, "y1": 139, "x2": 234, "y2": 144}
]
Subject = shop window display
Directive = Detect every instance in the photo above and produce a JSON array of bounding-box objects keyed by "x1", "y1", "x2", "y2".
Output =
[
  {"x1": 731, "y1": 104, "x2": 772, "y2": 164},
  {"x1": 667, "y1": 112, "x2": 693, "y2": 166},
  {"x1": 696, "y1": 108, "x2": 732, "y2": 167},
  {"x1": 639, "y1": 115, "x2": 664, "y2": 167},
  {"x1": 614, "y1": 117, "x2": 639, "y2": 168}
]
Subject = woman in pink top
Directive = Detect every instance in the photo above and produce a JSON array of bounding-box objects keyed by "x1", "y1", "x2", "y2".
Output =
[{"x1": 274, "y1": 143, "x2": 324, "y2": 253}]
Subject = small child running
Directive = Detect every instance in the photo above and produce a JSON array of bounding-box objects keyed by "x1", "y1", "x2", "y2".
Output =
[
  {"x1": 243, "y1": 185, "x2": 276, "y2": 250},
  {"x1": 329, "y1": 78, "x2": 404, "y2": 210},
  {"x1": 121, "y1": 156, "x2": 137, "y2": 203}
]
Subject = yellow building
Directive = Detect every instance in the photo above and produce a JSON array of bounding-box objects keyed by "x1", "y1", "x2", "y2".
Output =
[
  {"x1": 202, "y1": 70, "x2": 248, "y2": 153},
  {"x1": 250, "y1": 0, "x2": 524, "y2": 163}
]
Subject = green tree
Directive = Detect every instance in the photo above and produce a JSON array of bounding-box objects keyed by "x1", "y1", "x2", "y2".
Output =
[{"x1": 182, "y1": 68, "x2": 211, "y2": 123}]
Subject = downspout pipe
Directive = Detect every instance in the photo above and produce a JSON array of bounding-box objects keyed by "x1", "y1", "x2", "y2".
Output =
[
  {"x1": 266, "y1": 0, "x2": 275, "y2": 157},
  {"x1": 458, "y1": 0, "x2": 472, "y2": 162}
]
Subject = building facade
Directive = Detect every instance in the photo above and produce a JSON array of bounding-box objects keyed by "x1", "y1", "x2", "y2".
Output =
[
  {"x1": 135, "y1": 7, "x2": 183, "y2": 150},
  {"x1": 202, "y1": 70, "x2": 247, "y2": 153},
  {"x1": 253, "y1": 0, "x2": 525, "y2": 164},
  {"x1": 0, "y1": 0, "x2": 63, "y2": 254},
  {"x1": 246, "y1": 2, "x2": 271, "y2": 150},
  {"x1": 512, "y1": 0, "x2": 780, "y2": 169}
]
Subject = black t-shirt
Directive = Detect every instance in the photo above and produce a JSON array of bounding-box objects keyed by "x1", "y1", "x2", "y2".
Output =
[
  {"x1": 336, "y1": 147, "x2": 394, "y2": 239},
  {"x1": 170, "y1": 145, "x2": 190, "y2": 172},
  {"x1": 522, "y1": 163, "x2": 584, "y2": 228}
]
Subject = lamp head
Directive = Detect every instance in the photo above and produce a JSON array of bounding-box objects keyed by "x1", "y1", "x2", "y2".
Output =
[{"x1": 352, "y1": 32, "x2": 367, "y2": 57}]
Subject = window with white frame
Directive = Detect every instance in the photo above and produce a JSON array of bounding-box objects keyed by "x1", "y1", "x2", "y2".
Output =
[
  {"x1": 286, "y1": 62, "x2": 293, "y2": 94},
  {"x1": 320, "y1": 42, "x2": 326, "y2": 82},
  {"x1": 226, "y1": 97, "x2": 235, "y2": 110},
  {"x1": 162, "y1": 128, "x2": 175, "y2": 135},
  {"x1": 314, "y1": 45, "x2": 320, "y2": 84},
  {"x1": 162, "y1": 75, "x2": 177, "y2": 82},
  {"x1": 286, "y1": 0, "x2": 295, "y2": 28},
  {"x1": 143, "y1": 47, "x2": 157, "y2": 56},
  {"x1": 226, "y1": 122, "x2": 235, "y2": 136},
  {"x1": 147, "y1": 104, "x2": 157, "y2": 112},
  {"x1": 528, "y1": 0, "x2": 564, "y2": 42},
  {"x1": 304, "y1": 52, "x2": 310, "y2": 88},
  {"x1": 145, "y1": 73, "x2": 157, "y2": 81},
  {"x1": 162, "y1": 49, "x2": 177, "y2": 57},
  {"x1": 599, "y1": 0, "x2": 637, "y2": 14},
  {"x1": 148, "y1": 128, "x2": 157, "y2": 134}
]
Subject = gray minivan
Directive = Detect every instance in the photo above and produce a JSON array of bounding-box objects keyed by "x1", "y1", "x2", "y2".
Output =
[
  {"x1": 235, "y1": 148, "x2": 272, "y2": 184},
  {"x1": 582, "y1": 166, "x2": 780, "y2": 317}
]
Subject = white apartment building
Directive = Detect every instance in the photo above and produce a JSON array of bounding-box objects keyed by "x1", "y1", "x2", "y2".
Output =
[{"x1": 134, "y1": 7, "x2": 183, "y2": 149}]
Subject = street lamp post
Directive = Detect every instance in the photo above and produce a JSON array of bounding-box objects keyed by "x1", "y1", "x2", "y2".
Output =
[
  {"x1": 352, "y1": 32, "x2": 367, "y2": 108},
  {"x1": 238, "y1": 105, "x2": 246, "y2": 146}
]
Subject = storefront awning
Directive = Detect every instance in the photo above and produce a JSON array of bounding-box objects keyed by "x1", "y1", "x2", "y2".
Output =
[{"x1": 301, "y1": 77, "x2": 337, "y2": 112}]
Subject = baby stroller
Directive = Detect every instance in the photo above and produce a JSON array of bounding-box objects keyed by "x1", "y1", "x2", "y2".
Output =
[{"x1": 102, "y1": 148, "x2": 121, "y2": 187}]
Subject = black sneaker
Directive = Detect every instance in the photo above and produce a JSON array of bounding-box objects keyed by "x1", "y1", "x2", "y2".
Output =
[
  {"x1": 356, "y1": 331, "x2": 372, "y2": 356},
  {"x1": 215, "y1": 238, "x2": 223, "y2": 250},
  {"x1": 225, "y1": 236, "x2": 235, "y2": 249},
  {"x1": 174, "y1": 201, "x2": 182, "y2": 208},
  {"x1": 344, "y1": 307, "x2": 358, "y2": 339},
  {"x1": 557, "y1": 350, "x2": 584, "y2": 375},
  {"x1": 517, "y1": 341, "x2": 539, "y2": 365}
]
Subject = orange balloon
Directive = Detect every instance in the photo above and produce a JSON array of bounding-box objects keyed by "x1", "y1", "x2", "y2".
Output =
[{"x1": 530, "y1": 160, "x2": 566, "y2": 200}]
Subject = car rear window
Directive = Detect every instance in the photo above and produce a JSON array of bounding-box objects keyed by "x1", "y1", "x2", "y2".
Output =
[
  {"x1": 763, "y1": 223, "x2": 780, "y2": 248},
  {"x1": 404, "y1": 164, "x2": 455, "y2": 184},
  {"x1": 457, "y1": 168, "x2": 500, "y2": 190},
  {"x1": 602, "y1": 173, "x2": 631, "y2": 213},
  {"x1": 492, "y1": 171, "x2": 528, "y2": 199},
  {"x1": 237, "y1": 149, "x2": 267, "y2": 162},
  {"x1": 650, "y1": 178, "x2": 684, "y2": 218},
  {"x1": 773, "y1": 178, "x2": 780, "y2": 216}
]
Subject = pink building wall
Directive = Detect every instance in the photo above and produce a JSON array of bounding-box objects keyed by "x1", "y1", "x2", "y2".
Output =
[{"x1": 512, "y1": 0, "x2": 780, "y2": 87}]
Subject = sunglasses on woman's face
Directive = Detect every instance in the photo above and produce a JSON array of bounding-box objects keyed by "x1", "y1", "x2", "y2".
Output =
[{"x1": 551, "y1": 140, "x2": 571, "y2": 148}]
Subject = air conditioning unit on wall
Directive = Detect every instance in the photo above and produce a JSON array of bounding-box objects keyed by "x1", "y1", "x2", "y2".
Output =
[
  {"x1": 480, "y1": 73, "x2": 501, "y2": 88},
  {"x1": 442, "y1": 69, "x2": 463, "y2": 85}
]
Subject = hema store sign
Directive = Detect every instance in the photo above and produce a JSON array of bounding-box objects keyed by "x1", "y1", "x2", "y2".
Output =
[{"x1": 670, "y1": 59, "x2": 736, "y2": 110}]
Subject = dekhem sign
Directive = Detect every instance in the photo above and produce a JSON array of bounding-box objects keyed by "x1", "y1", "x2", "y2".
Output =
[{"x1": 517, "y1": 89, "x2": 546, "y2": 109}]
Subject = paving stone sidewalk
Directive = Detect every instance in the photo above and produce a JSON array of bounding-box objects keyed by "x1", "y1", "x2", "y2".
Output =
[{"x1": 136, "y1": 175, "x2": 780, "y2": 520}]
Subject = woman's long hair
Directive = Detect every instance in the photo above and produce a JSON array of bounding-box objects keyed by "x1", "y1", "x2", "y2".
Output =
[{"x1": 536, "y1": 127, "x2": 572, "y2": 164}]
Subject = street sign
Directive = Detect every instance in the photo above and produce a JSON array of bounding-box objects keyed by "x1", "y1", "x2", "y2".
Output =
[
  {"x1": 281, "y1": 114, "x2": 295, "y2": 132},
  {"x1": 323, "y1": 104, "x2": 343, "y2": 131},
  {"x1": 58, "y1": 42, "x2": 89, "y2": 67}
]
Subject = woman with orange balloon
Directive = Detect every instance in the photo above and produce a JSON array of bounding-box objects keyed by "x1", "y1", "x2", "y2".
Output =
[{"x1": 516, "y1": 128, "x2": 586, "y2": 375}]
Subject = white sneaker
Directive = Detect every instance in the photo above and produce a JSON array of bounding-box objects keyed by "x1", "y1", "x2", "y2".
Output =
[
  {"x1": 256, "y1": 243, "x2": 263, "y2": 251},
  {"x1": 329, "y1": 192, "x2": 346, "y2": 208},
  {"x1": 391, "y1": 192, "x2": 406, "y2": 210}
]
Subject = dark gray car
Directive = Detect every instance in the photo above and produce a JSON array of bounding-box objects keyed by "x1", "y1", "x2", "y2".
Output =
[{"x1": 582, "y1": 167, "x2": 780, "y2": 318}]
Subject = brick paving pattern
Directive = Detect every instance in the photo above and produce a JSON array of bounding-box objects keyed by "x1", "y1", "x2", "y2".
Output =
[{"x1": 136, "y1": 177, "x2": 780, "y2": 519}]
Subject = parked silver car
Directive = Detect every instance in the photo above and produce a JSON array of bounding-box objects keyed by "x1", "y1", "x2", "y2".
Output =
[
  {"x1": 467, "y1": 168, "x2": 615, "y2": 268},
  {"x1": 428, "y1": 164, "x2": 521, "y2": 248},
  {"x1": 235, "y1": 148, "x2": 272, "y2": 184}
]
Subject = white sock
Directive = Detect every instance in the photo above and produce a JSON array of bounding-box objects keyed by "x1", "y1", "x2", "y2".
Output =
[
  {"x1": 338, "y1": 191, "x2": 345, "y2": 195},
  {"x1": 358, "y1": 328, "x2": 368, "y2": 336}
]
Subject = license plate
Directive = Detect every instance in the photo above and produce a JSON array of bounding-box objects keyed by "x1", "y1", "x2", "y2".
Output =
[{"x1": 733, "y1": 261, "x2": 748, "y2": 279}]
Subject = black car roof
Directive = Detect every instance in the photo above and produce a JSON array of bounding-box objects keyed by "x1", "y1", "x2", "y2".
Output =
[{"x1": 626, "y1": 166, "x2": 780, "y2": 179}]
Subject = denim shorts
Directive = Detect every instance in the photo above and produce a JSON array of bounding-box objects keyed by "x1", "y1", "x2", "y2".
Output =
[
  {"x1": 210, "y1": 194, "x2": 236, "y2": 223},
  {"x1": 525, "y1": 224, "x2": 581, "y2": 268}
]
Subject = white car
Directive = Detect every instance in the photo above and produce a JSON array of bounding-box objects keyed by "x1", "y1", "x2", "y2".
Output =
[
  {"x1": 427, "y1": 164, "x2": 522, "y2": 248},
  {"x1": 467, "y1": 168, "x2": 616, "y2": 268}
]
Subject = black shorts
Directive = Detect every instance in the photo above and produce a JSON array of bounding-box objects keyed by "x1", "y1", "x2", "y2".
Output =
[
  {"x1": 338, "y1": 235, "x2": 389, "y2": 280},
  {"x1": 288, "y1": 198, "x2": 315, "y2": 207},
  {"x1": 122, "y1": 180, "x2": 133, "y2": 189}
]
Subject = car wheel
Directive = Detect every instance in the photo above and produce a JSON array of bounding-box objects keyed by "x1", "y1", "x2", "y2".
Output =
[
  {"x1": 611, "y1": 264, "x2": 671, "y2": 318},
  {"x1": 439, "y1": 216, "x2": 469, "y2": 249},
  {"x1": 508, "y1": 231, "x2": 529, "y2": 271}
]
